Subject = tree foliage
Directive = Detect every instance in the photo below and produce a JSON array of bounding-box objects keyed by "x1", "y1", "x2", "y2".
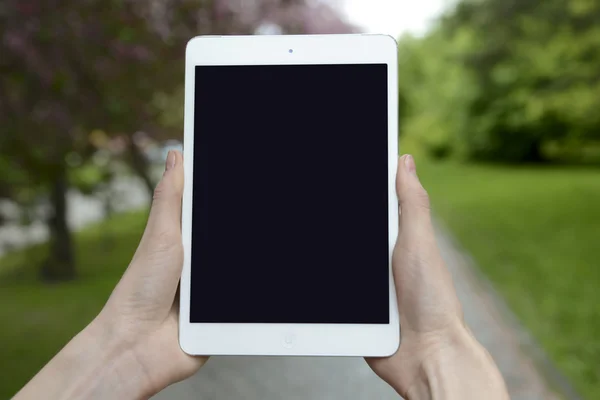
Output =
[
  {"x1": 0, "y1": 0, "x2": 354, "y2": 280},
  {"x1": 399, "y1": 0, "x2": 600, "y2": 162}
]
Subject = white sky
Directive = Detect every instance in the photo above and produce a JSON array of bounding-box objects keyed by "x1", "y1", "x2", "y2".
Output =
[{"x1": 342, "y1": 0, "x2": 451, "y2": 38}]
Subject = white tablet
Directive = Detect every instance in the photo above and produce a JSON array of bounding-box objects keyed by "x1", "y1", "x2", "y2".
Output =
[{"x1": 180, "y1": 34, "x2": 399, "y2": 356}]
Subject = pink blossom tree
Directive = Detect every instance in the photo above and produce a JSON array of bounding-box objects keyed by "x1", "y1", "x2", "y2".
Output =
[{"x1": 0, "y1": 0, "x2": 355, "y2": 281}]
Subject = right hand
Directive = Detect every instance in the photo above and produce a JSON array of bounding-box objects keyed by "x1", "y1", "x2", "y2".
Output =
[{"x1": 367, "y1": 154, "x2": 508, "y2": 399}]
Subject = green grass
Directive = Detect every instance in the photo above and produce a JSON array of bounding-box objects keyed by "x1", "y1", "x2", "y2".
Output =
[
  {"x1": 414, "y1": 156, "x2": 600, "y2": 399},
  {"x1": 0, "y1": 210, "x2": 148, "y2": 399}
]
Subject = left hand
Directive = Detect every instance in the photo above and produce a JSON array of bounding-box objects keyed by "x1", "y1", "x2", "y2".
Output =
[
  {"x1": 15, "y1": 150, "x2": 204, "y2": 400},
  {"x1": 97, "y1": 149, "x2": 206, "y2": 395}
]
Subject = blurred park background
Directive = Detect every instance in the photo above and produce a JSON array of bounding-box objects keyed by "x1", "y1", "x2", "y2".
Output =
[{"x1": 0, "y1": 0, "x2": 598, "y2": 399}]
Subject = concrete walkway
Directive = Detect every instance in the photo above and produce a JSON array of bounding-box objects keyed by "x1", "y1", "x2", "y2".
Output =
[
  {"x1": 154, "y1": 225, "x2": 559, "y2": 400},
  {"x1": 435, "y1": 225, "x2": 559, "y2": 400}
]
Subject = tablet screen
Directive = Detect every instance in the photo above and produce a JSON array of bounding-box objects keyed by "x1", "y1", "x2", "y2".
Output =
[{"x1": 191, "y1": 64, "x2": 389, "y2": 324}]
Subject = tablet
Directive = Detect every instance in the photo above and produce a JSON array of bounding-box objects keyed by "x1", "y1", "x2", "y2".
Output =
[{"x1": 180, "y1": 34, "x2": 399, "y2": 356}]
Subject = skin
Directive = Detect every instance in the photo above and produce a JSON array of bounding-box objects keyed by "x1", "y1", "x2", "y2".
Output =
[{"x1": 14, "y1": 151, "x2": 509, "y2": 400}]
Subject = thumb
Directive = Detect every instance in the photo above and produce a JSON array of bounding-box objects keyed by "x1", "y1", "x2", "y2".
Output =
[
  {"x1": 105, "y1": 150, "x2": 184, "y2": 319},
  {"x1": 134, "y1": 150, "x2": 184, "y2": 263},
  {"x1": 394, "y1": 154, "x2": 464, "y2": 329},
  {"x1": 397, "y1": 154, "x2": 432, "y2": 231}
]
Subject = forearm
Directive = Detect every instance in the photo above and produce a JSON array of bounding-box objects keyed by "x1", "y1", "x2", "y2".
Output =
[
  {"x1": 406, "y1": 327, "x2": 509, "y2": 400},
  {"x1": 13, "y1": 319, "x2": 152, "y2": 400}
]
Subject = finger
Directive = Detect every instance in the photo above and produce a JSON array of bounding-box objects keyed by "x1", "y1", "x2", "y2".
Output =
[{"x1": 133, "y1": 150, "x2": 184, "y2": 264}]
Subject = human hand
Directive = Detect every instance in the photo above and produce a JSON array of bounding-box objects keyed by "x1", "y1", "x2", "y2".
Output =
[
  {"x1": 14, "y1": 150, "x2": 205, "y2": 400},
  {"x1": 367, "y1": 155, "x2": 508, "y2": 399},
  {"x1": 96, "y1": 150, "x2": 207, "y2": 394}
]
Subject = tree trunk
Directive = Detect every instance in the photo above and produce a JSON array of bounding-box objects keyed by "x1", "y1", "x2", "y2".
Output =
[
  {"x1": 523, "y1": 140, "x2": 545, "y2": 163},
  {"x1": 41, "y1": 166, "x2": 76, "y2": 282}
]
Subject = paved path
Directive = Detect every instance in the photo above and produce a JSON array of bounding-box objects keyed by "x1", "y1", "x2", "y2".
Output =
[
  {"x1": 154, "y1": 226, "x2": 559, "y2": 400},
  {"x1": 435, "y1": 225, "x2": 559, "y2": 400}
]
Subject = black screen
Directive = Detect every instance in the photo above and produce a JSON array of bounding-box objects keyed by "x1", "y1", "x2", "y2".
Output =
[{"x1": 191, "y1": 64, "x2": 389, "y2": 324}]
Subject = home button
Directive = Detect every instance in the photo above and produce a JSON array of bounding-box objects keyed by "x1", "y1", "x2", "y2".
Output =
[{"x1": 283, "y1": 333, "x2": 295, "y2": 349}]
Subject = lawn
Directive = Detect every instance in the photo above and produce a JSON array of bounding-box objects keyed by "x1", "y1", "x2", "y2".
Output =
[
  {"x1": 0, "y1": 210, "x2": 148, "y2": 399},
  {"x1": 415, "y1": 157, "x2": 600, "y2": 399}
]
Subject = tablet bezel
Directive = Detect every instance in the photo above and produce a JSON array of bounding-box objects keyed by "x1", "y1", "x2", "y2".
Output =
[{"x1": 180, "y1": 34, "x2": 399, "y2": 356}]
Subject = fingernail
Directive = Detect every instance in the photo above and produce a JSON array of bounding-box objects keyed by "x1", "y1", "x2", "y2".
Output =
[
  {"x1": 165, "y1": 150, "x2": 176, "y2": 171},
  {"x1": 405, "y1": 154, "x2": 416, "y2": 175}
]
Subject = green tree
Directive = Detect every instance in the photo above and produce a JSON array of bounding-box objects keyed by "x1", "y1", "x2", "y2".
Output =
[{"x1": 399, "y1": 0, "x2": 600, "y2": 162}]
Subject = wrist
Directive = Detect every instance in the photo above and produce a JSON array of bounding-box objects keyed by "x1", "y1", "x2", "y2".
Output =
[
  {"x1": 75, "y1": 318, "x2": 155, "y2": 399},
  {"x1": 14, "y1": 317, "x2": 153, "y2": 400},
  {"x1": 406, "y1": 323, "x2": 508, "y2": 400}
]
